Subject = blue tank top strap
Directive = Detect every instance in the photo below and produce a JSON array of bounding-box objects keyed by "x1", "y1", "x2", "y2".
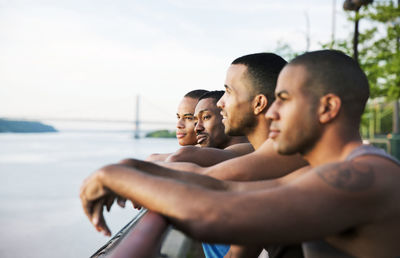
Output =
[{"x1": 346, "y1": 145, "x2": 400, "y2": 166}]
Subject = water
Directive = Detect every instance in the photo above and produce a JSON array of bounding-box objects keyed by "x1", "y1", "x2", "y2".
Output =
[{"x1": 0, "y1": 132, "x2": 180, "y2": 258}]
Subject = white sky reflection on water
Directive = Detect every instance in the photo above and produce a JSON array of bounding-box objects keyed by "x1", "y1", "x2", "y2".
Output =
[{"x1": 0, "y1": 132, "x2": 180, "y2": 258}]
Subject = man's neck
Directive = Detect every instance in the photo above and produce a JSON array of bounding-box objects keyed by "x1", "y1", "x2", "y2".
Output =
[
  {"x1": 246, "y1": 117, "x2": 270, "y2": 150},
  {"x1": 303, "y1": 126, "x2": 363, "y2": 167},
  {"x1": 224, "y1": 136, "x2": 249, "y2": 148}
]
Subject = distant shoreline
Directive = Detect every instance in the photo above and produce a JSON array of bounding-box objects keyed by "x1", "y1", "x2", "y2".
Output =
[
  {"x1": 146, "y1": 129, "x2": 176, "y2": 138},
  {"x1": 0, "y1": 118, "x2": 58, "y2": 133}
]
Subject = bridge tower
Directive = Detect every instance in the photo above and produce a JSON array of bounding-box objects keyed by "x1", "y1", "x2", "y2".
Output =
[{"x1": 134, "y1": 95, "x2": 140, "y2": 139}]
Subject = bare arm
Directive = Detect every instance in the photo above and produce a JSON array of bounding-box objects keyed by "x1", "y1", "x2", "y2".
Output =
[
  {"x1": 202, "y1": 139, "x2": 308, "y2": 181},
  {"x1": 146, "y1": 153, "x2": 172, "y2": 162},
  {"x1": 80, "y1": 157, "x2": 389, "y2": 244},
  {"x1": 165, "y1": 143, "x2": 254, "y2": 167},
  {"x1": 155, "y1": 160, "x2": 205, "y2": 173},
  {"x1": 188, "y1": 159, "x2": 385, "y2": 244},
  {"x1": 156, "y1": 139, "x2": 307, "y2": 180}
]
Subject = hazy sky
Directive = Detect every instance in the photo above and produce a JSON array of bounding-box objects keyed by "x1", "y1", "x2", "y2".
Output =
[{"x1": 0, "y1": 0, "x2": 353, "y2": 126}]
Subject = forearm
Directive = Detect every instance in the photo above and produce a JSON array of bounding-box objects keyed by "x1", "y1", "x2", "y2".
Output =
[
  {"x1": 146, "y1": 153, "x2": 172, "y2": 162},
  {"x1": 166, "y1": 146, "x2": 240, "y2": 167},
  {"x1": 154, "y1": 161, "x2": 205, "y2": 174},
  {"x1": 119, "y1": 158, "x2": 221, "y2": 186},
  {"x1": 97, "y1": 164, "x2": 228, "y2": 226}
]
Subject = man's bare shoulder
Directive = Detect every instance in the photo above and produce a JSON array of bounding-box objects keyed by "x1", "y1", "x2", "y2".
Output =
[{"x1": 224, "y1": 143, "x2": 254, "y2": 156}]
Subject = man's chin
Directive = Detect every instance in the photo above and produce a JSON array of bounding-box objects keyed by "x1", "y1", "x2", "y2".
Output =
[
  {"x1": 226, "y1": 128, "x2": 244, "y2": 137},
  {"x1": 197, "y1": 137, "x2": 208, "y2": 146},
  {"x1": 276, "y1": 144, "x2": 298, "y2": 156}
]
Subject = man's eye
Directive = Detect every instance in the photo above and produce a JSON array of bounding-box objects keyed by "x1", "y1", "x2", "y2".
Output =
[
  {"x1": 203, "y1": 115, "x2": 211, "y2": 120},
  {"x1": 185, "y1": 117, "x2": 193, "y2": 121}
]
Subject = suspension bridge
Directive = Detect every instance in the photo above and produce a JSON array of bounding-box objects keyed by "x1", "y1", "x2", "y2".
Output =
[{"x1": 2, "y1": 95, "x2": 176, "y2": 138}]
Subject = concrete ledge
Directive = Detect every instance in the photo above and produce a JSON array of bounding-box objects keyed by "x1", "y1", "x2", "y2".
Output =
[{"x1": 159, "y1": 227, "x2": 192, "y2": 258}]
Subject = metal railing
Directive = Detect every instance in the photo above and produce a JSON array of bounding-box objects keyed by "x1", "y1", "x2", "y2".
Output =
[
  {"x1": 91, "y1": 209, "x2": 169, "y2": 258},
  {"x1": 363, "y1": 138, "x2": 391, "y2": 153}
]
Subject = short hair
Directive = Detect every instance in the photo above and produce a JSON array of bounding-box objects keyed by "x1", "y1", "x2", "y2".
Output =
[
  {"x1": 198, "y1": 90, "x2": 225, "y2": 103},
  {"x1": 289, "y1": 50, "x2": 370, "y2": 124},
  {"x1": 184, "y1": 89, "x2": 210, "y2": 100},
  {"x1": 231, "y1": 53, "x2": 287, "y2": 106}
]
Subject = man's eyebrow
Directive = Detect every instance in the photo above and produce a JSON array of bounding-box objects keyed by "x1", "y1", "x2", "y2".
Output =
[
  {"x1": 276, "y1": 90, "x2": 289, "y2": 98},
  {"x1": 194, "y1": 109, "x2": 209, "y2": 117},
  {"x1": 182, "y1": 113, "x2": 194, "y2": 117},
  {"x1": 224, "y1": 84, "x2": 231, "y2": 90}
]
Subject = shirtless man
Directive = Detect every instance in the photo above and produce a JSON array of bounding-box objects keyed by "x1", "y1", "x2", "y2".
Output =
[
  {"x1": 146, "y1": 89, "x2": 208, "y2": 161},
  {"x1": 81, "y1": 50, "x2": 400, "y2": 258},
  {"x1": 148, "y1": 89, "x2": 254, "y2": 167},
  {"x1": 83, "y1": 53, "x2": 307, "y2": 257},
  {"x1": 187, "y1": 90, "x2": 249, "y2": 258},
  {"x1": 160, "y1": 53, "x2": 307, "y2": 181},
  {"x1": 194, "y1": 90, "x2": 248, "y2": 149}
]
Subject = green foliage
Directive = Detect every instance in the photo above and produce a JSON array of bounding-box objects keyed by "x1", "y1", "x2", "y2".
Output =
[
  {"x1": 0, "y1": 119, "x2": 57, "y2": 133},
  {"x1": 273, "y1": 41, "x2": 304, "y2": 61},
  {"x1": 360, "y1": 100, "x2": 394, "y2": 138},
  {"x1": 145, "y1": 129, "x2": 176, "y2": 138},
  {"x1": 321, "y1": 1, "x2": 400, "y2": 137},
  {"x1": 322, "y1": 1, "x2": 400, "y2": 100}
]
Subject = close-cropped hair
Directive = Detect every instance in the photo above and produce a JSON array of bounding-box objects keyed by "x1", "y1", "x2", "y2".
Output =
[
  {"x1": 290, "y1": 49, "x2": 370, "y2": 123},
  {"x1": 184, "y1": 89, "x2": 210, "y2": 100},
  {"x1": 198, "y1": 90, "x2": 225, "y2": 103},
  {"x1": 231, "y1": 53, "x2": 287, "y2": 106}
]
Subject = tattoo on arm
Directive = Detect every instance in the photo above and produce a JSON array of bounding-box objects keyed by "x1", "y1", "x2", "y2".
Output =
[{"x1": 316, "y1": 161, "x2": 374, "y2": 192}]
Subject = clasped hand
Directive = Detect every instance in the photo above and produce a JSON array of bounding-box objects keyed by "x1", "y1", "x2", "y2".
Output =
[{"x1": 79, "y1": 171, "x2": 133, "y2": 236}]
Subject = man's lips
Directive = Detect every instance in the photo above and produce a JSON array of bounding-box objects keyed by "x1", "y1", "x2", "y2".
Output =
[
  {"x1": 196, "y1": 134, "x2": 207, "y2": 144},
  {"x1": 220, "y1": 112, "x2": 227, "y2": 123},
  {"x1": 268, "y1": 128, "x2": 280, "y2": 139},
  {"x1": 176, "y1": 132, "x2": 186, "y2": 139}
]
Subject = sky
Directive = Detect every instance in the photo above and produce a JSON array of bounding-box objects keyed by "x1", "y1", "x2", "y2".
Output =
[{"x1": 0, "y1": 0, "x2": 354, "y2": 129}]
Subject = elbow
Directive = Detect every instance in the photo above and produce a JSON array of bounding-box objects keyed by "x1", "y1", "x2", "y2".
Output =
[
  {"x1": 172, "y1": 196, "x2": 225, "y2": 242},
  {"x1": 118, "y1": 158, "x2": 141, "y2": 167},
  {"x1": 165, "y1": 146, "x2": 195, "y2": 162},
  {"x1": 185, "y1": 210, "x2": 224, "y2": 242},
  {"x1": 146, "y1": 154, "x2": 159, "y2": 161}
]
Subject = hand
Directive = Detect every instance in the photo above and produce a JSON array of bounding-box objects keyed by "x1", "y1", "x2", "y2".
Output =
[
  {"x1": 80, "y1": 171, "x2": 118, "y2": 236},
  {"x1": 114, "y1": 196, "x2": 142, "y2": 210}
]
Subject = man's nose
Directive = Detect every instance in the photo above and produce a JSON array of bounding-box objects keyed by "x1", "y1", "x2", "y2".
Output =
[
  {"x1": 265, "y1": 102, "x2": 279, "y2": 121},
  {"x1": 217, "y1": 94, "x2": 225, "y2": 109},
  {"x1": 176, "y1": 118, "x2": 185, "y2": 129},
  {"x1": 195, "y1": 120, "x2": 204, "y2": 132}
]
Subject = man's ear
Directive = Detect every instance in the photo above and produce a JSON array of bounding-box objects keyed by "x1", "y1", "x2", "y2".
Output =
[
  {"x1": 318, "y1": 94, "x2": 341, "y2": 124},
  {"x1": 253, "y1": 94, "x2": 268, "y2": 115}
]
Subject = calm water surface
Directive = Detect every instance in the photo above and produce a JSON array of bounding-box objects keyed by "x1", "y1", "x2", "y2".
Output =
[{"x1": 0, "y1": 132, "x2": 180, "y2": 258}]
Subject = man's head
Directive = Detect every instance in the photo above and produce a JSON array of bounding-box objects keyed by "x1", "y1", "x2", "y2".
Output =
[
  {"x1": 194, "y1": 91, "x2": 231, "y2": 148},
  {"x1": 176, "y1": 89, "x2": 209, "y2": 146},
  {"x1": 217, "y1": 53, "x2": 287, "y2": 136},
  {"x1": 267, "y1": 50, "x2": 370, "y2": 155}
]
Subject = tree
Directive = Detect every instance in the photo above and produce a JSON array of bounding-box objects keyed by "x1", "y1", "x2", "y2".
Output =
[{"x1": 323, "y1": 0, "x2": 400, "y2": 135}]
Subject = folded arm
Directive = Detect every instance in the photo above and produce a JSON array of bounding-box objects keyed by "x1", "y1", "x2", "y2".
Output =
[
  {"x1": 81, "y1": 158, "x2": 384, "y2": 245},
  {"x1": 202, "y1": 139, "x2": 307, "y2": 181},
  {"x1": 165, "y1": 143, "x2": 254, "y2": 166}
]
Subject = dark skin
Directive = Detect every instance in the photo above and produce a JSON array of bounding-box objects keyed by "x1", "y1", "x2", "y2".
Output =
[
  {"x1": 156, "y1": 64, "x2": 307, "y2": 181},
  {"x1": 147, "y1": 95, "x2": 253, "y2": 166},
  {"x1": 81, "y1": 64, "x2": 400, "y2": 258}
]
